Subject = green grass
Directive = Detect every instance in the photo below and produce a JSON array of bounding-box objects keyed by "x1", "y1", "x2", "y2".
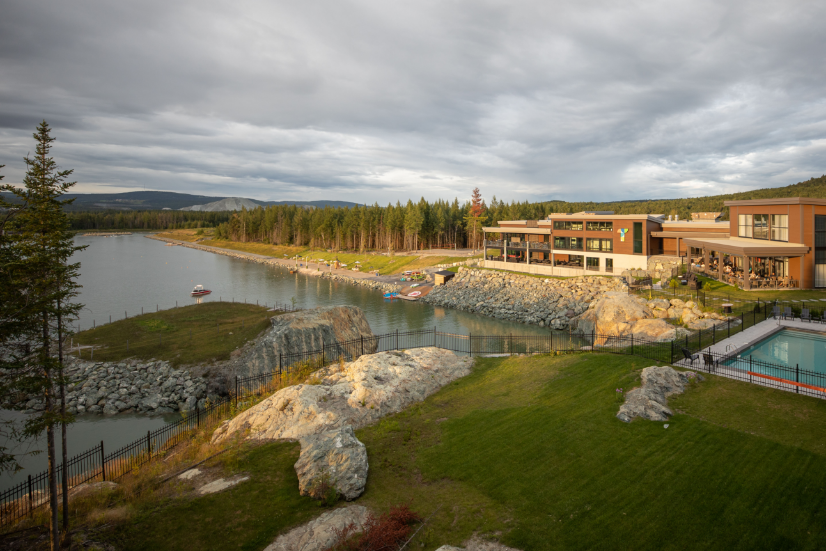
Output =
[
  {"x1": 697, "y1": 274, "x2": 826, "y2": 301},
  {"x1": 73, "y1": 302, "x2": 273, "y2": 366},
  {"x1": 108, "y1": 442, "x2": 321, "y2": 551},
  {"x1": 356, "y1": 354, "x2": 826, "y2": 549},
  {"x1": 98, "y1": 353, "x2": 826, "y2": 550}
]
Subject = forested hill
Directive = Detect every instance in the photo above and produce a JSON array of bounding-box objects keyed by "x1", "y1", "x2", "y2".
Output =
[{"x1": 532, "y1": 175, "x2": 826, "y2": 220}]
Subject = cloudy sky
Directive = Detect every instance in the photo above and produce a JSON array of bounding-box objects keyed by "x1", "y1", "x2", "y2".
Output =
[{"x1": 1, "y1": 0, "x2": 825, "y2": 204}]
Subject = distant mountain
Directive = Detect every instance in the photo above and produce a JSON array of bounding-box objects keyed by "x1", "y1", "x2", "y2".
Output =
[
  {"x1": 181, "y1": 197, "x2": 261, "y2": 212},
  {"x1": 0, "y1": 190, "x2": 359, "y2": 211}
]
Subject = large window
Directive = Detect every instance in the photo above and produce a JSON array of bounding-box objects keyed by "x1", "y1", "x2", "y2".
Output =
[
  {"x1": 753, "y1": 214, "x2": 769, "y2": 239},
  {"x1": 771, "y1": 214, "x2": 788, "y2": 241},
  {"x1": 633, "y1": 222, "x2": 643, "y2": 254},
  {"x1": 553, "y1": 220, "x2": 583, "y2": 231},
  {"x1": 605, "y1": 258, "x2": 613, "y2": 273},
  {"x1": 738, "y1": 214, "x2": 753, "y2": 237},
  {"x1": 817, "y1": 216, "x2": 826, "y2": 287},
  {"x1": 586, "y1": 221, "x2": 613, "y2": 232},
  {"x1": 586, "y1": 257, "x2": 600, "y2": 271},
  {"x1": 586, "y1": 238, "x2": 613, "y2": 252},
  {"x1": 554, "y1": 236, "x2": 583, "y2": 250}
]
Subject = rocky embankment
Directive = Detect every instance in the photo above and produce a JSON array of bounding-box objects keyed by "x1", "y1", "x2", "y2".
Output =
[
  {"x1": 422, "y1": 268, "x2": 627, "y2": 329},
  {"x1": 7, "y1": 357, "x2": 218, "y2": 416}
]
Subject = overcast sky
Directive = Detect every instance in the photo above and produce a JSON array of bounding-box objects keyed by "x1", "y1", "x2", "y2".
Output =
[{"x1": 2, "y1": 1, "x2": 825, "y2": 205}]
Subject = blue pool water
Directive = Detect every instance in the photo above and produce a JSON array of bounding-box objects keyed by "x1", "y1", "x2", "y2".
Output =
[{"x1": 725, "y1": 328, "x2": 826, "y2": 376}]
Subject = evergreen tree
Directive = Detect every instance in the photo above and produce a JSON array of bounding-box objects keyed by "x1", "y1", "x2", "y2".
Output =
[{"x1": 4, "y1": 122, "x2": 85, "y2": 549}]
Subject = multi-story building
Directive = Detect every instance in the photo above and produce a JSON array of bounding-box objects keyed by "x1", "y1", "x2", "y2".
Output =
[{"x1": 481, "y1": 197, "x2": 826, "y2": 289}]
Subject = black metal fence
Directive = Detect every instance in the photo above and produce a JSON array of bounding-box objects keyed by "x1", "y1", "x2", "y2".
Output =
[{"x1": 6, "y1": 320, "x2": 824, "y2": 528}]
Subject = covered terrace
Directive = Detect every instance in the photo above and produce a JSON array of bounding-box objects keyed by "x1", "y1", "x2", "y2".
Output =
[
  {"x1": 681, "y1": 236, "x2": 809, "y2": 290},
  {"x1": 482, "y1": 225, "x2": 553, "y2": 266}
]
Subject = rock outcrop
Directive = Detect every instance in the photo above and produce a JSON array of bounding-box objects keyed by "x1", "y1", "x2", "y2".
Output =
[
  {"x1": 264, "y1": 505, "x2": 371, "y2": 551},
  {"x1": 423, "y1": 268, "x2": 627, "y2": 328},
  {"x1": 212, "y1": 347, "x2": 473, "y2": 444},
  {"x1": 243, "y1": 306, "x2": 377, "y2": 377},
  {"x1": 295, "y1": 426, "x2": 369, "y2": 500},
  {"x1": 576, "y1": 293, "x2": 729, "y2": 343},
  {"x1": 436, "y1": 538, "x2": 522, "y2": 551},
  {"x1": 617, "y1": 365, "x2": 703, "y2": 423}
]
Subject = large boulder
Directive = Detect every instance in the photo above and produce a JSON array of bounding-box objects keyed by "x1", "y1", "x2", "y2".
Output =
[
  {"x1": 212, "y1": 347, "x2": 473, "y2": 444},
  {"x1": 294, "y1": 426, "x2": 368, "y2": 500},
  {"x1": 630, "y1": 319, "x2": 682, "y2": 342},
  {"x1": 617, "y1": 366, "x2": 702, "y2": 422},
  {"x1": 576, "y1": 292, "x2": 652, "y2": 338},
  {"x1": 243, "y1": 306, "x2": 377, "y2": 377},
  {"x1": 264, "y1": 505, "x2": 371, "y2": 551}
]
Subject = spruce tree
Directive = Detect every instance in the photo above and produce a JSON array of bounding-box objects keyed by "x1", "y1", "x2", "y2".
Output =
[{"x1": 6, "y1": 121, "x2": 85, "y2": 549}]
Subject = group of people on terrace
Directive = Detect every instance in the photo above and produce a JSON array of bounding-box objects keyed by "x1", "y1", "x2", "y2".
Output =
[{"x1": 691, "y1": 253, "x2": 798, "y2": 289}]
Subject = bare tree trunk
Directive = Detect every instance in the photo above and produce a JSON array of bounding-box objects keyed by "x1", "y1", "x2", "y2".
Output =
[
  {"x1": 43, "y1": 313, "x2": 58, "y2": 551},
  {"x1": 57, "y1": 295, "x2": 70, "y2": 548}
]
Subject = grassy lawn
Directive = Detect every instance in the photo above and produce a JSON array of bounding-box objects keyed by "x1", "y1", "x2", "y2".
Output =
[
  {"x1": 93, "y1": 353, "x2": 826, "y2": 550},
  {"x1": 697, "y1": 275, "x2": 826, "y2": 302},
  {"x1": 73, "y1": 302, "x2": 273, "y2": 366},
  {"x1": 107, "y1": 442, "x2": 321, "y2": 551}
]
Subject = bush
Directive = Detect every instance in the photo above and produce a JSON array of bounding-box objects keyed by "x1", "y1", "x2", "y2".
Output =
[{"x1": 327, "y1": 505, "x2": 422, "y2": 551}]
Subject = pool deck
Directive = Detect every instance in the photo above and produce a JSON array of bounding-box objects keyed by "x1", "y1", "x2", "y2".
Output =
[{"x1": 674, "y1": 317, "x2": 826, "y2": 399}]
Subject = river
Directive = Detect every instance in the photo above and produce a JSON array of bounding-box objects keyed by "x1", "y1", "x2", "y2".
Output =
[{"x1": 1, "y1": 233, "x2": 547, "y2": 490}]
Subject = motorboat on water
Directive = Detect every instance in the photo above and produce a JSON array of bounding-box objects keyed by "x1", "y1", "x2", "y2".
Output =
[
  {"x1": 383, "y1": 292, "x2": 399, "y2": 300},
  {"x1": 191, "y1": 285, "x2": 212, "y2": 297}
]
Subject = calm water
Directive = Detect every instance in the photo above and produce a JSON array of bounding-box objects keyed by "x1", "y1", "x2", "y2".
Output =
[
  {"x1": 725, "y1": 328, "x2": 826, "y2": 375},
  {"x1": 2, "y1": 234, "x2": 546, "y2": 490}
]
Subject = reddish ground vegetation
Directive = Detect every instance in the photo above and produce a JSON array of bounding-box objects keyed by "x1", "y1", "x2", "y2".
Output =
[{"x1": 327, "y1": 505, "x2": 422, "y2": 551}]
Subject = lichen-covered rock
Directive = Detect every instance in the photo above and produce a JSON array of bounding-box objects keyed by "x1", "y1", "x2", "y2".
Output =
[
  {"x1": 242, "y1": 306, "x2": 377, "y2": 377},
  {"x1": 617, "y1": 366, "x2": 703, "y2": 423},
  {"x1": 212, "y1": 347, "x2": 472, "y2": 444},
  {"x1": 264, "y1": 505, "x2": 371, "y2": 551},
  {"x1": 295, "y1": 426, "x2": 368, "y2": 500}
]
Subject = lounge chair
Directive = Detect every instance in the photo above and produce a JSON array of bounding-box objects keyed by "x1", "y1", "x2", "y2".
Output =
[
  {"x1": 681, "y1": 347, "x2": 699, "y2": 366},
  {"x1": 801, "y1": 308, "x2": 812, "y2": 322},
  {"x1": 702, "y1": 353, "x2": 717, "y2": 373},
  {"x1": 782, "y1": 306, "x2": 793, "y2": 320}
]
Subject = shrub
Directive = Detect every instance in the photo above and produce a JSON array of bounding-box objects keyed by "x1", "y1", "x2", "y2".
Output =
[{"x1": 326, "y1": 505, "x2": 422, "y2": 551}]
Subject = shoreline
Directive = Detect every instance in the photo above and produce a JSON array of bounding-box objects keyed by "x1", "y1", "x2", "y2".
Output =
[{"x1": 146, "y1": 235, "x2": 401, "y2": 294}]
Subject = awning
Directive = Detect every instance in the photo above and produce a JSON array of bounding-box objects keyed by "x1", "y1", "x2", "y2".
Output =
[
  {"x1": 650, "y1": 231, "x2": 730, "y2": 238},
  {"x1": 680, "y1": 236, "x2": 809, "y2": 257}
]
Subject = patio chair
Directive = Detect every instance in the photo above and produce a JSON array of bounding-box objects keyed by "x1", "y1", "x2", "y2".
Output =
[
  {"x1": 681, "y1": 347, "x2": 699, "y2": 366},
  {"x1": 801, "y1": 308, "x2": 812, "y2": 322},
  {"x1": 702, "y1": 353, "x2": 717, "y2": 373},
  {"x1": 771, "y1": 305, "x2": 780, "y2": 319},
  {"x1": 783, "y1": 306, "x2": 794, "y2": 320},
  {"x1": 820, "y1": 312, "x2": 826, "y2": 324}
]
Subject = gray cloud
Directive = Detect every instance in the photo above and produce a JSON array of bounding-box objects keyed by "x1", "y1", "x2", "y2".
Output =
[{"x1": 1, "y1": 0, "x2": 825, "y2": 204}]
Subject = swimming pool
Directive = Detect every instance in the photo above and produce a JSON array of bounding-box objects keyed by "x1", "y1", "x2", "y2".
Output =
[{"x1": 724, "y1": 328, "x2": 826, "y2": 377}]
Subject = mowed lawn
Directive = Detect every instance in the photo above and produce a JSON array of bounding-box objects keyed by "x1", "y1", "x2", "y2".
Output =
[{"x1": 103, "y1": 353, "x2": 826, "y2": 550}]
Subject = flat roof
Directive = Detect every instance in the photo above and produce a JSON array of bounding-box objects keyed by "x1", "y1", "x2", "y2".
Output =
[
  {"x1": 543, "y1": 213, "x2": 664, "y2": 222},
  {"x1": 651, "y1": 231, "x2": 730, "y2": 238},
  {"x1": 681, "y1": 236, "x2": 810, "y2": 256},
  {"x1": 661, "y1": 220, "x2": 730, "y2": 229},
  {"x1": 724, "y1": 196, "x2": 826, "y2": 207},
  {"x1": 483, "y1": 227, "x2": 552, "y2": 235}
]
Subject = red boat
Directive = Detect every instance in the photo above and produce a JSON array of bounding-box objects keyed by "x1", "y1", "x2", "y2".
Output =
[{"x1": 191, "y1": 285, "x2": 212, "y2": 297}]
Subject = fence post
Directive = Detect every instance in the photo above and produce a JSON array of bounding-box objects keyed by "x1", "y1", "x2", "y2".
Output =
[
  {"x1": 235, "y1": 376, "x2": 238, "y2": 408},
  {"x1": 279, "y1": 352, "x2": 282, "y2": 374},
  {"x1": 469, "y1": 332, "x2": 472, "y2": 355},
  {"x1": 396, "y1": 329, "x2": 399, "y2": 350},
  {"x1": 713, "y1": 324, "x2": 715, "y2": 345},
  {"x1": 749, "y1": 356, "x2": 753, "y2": 384},
  {"x1": 796, "y1": 364, "x2": 800, "y2": 394},
  {"x1": 630, "y1": 333, "x2": 634, "y2": 356},
  {"x1": 361, "y1": 335, "x2": 364, "y2": 357},
  {"x1": 728, "y1": 318, "x2": 730, "y2": 339},
  {"x1": 741, "y1": 312, "x2": 744, "y2": 329},
  {"x1": 147, "y1": 431, "x2": 152, "y2": 457},
  {"x1": 670, "y1": 340, "x2": 674, "y2": 364},
  {"x1": 27, "y1": 474, "x2": 33, "y2": 516},
  {"x1": 100, "y1": 441, "x2": 106, "y2": 481}
]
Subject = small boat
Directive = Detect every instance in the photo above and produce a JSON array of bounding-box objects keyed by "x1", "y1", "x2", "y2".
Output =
[
  {"x1": 408, "y1": 291, "x2": 422, "y2": 297},
  {"x1": 191, "y1": 285, "x2": 212, "y2": 297},
  {"x1": 383, "y1": 292, "x2": 399, "y2": 299}
]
